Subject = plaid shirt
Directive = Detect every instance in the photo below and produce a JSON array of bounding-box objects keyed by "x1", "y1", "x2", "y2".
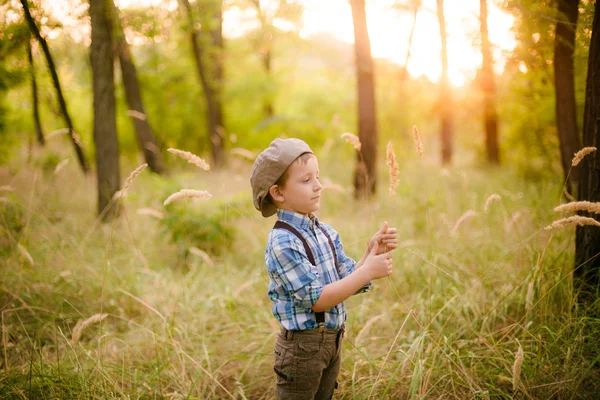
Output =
[{"x1": 265, "y1": 209, "x2": 370, "y2": 330}]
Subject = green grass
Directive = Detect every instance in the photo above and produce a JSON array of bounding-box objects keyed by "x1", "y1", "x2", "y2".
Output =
[{"x1": 1, "y1": 145, "x2": 599, "y2": 399}]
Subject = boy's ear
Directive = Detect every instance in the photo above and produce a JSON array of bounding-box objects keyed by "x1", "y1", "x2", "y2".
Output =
[{"x1": 269, "y1": 184, "x2": 284, "y2": 203}]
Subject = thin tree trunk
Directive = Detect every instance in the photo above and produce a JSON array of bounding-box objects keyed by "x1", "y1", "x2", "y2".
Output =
[
  {"x1": 27, "y1": 39, "x2": 44, "y2": 146},
  {"x1": 480, "y1": 0, "x2": 500, "y2": 164},
  {"x1": 575, "y1": 2, "x2": 600, "y2": 303},
  {"x1": 555, "y1": 0, "x2": 582, "y2": 192},
  {"x1": 20, "y1": 0, "x2": 89, "y2": 173},
  {"x1": 350, "y1": 0, "x2": 377, "y2": 198},
  {"x1": 251, "y1": 0, "x2": 274, "y2": 117},
  {"x1": 180, "y1": 0, "x2": 225, "y2": 168},
  {"x1": 90, "y1": 0, "x2": 120, "y2": 219},
  {"x1": 112, "y1": 2, "x2": 165, "y2": 174},
  {"x1": 401, "y1": 3, "x2": 419, "y2": 82},
  {"x1": 436, "y1": 0, "x2": 452, "y2": 165}
]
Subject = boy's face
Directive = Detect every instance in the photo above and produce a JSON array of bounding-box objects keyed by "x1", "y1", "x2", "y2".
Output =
[{"x1": 271, "y1": 155, "x2": 322, "y2": 216}]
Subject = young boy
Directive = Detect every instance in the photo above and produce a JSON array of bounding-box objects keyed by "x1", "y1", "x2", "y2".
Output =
[{"x1": 250, "y1": 138, "x2": 398, "y2": 399}]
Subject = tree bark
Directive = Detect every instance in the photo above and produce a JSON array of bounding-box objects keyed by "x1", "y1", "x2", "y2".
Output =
[
  {"x1": 436, "y1": 0, "x2": 452, "y2": 165},
  {"x1": 180, "y1": 0, "x2": 225, "y2": 168},
  {"x1": 555, "y1": 0, "x2": 582, "y2": 192},
  {"x1": 401, "y1": 1, "x2": 420, "y2": 82},
  {"x1": 112, "y1": 2, "x2": 165, "y2": 174},
  {"x1": 90, "y1": 0, "x2": 120, "y2": 220},
  {"x1": 20, "y1": 0, "x2": 89, "y2": 173},
  {"x1": 575, "y1": 2, "x2": 600, "y2": 302},
  {"x1": 480, "y1": 0, "x2": 500, "y2": 164},
  {"x1": 350, "y1": 0, "x2": 377, "y2": 198},
  {"x1": 27, "y1": 39, "x2": 44, "y2": 146},
  {"x1": 251, "y1": 0, "x2": 274, "y2": 117}
]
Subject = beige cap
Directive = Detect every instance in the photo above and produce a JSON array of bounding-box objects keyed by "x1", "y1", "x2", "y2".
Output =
[{"x1": 250, "y1": 138, "x2": 313, "y2": 217}]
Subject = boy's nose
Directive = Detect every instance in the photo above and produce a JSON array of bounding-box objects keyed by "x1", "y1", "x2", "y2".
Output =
[{"x1": 315, "y1": 180, "x2": 323, "y2": 191}]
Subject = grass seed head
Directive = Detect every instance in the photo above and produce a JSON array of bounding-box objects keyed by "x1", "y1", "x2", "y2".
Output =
[
  {"x1": 572, "y1": 147, "x2": 596, "y2": 166},
  {"x1": 451, "y1": 210, "x2": 479, "y2": 236},
  {"x1": 484, "y1": 194, "x2": 501, "y2": 213},
  {"x1": 554, "y1": 201, "x2": 600, "y2": 214},
  {"x1": 512, "y1": 343, "x2": 524, "y2": 391},
  {"x1": 340, "y1": 133, "x2": 362, "y2": 151},
  {"x1": 168, "y1": 148, "x2": 210, "y2": 171},
  {"x1": 413, "y1": 125, "x2": 423, "y2": 156},
  {"x1": 544, "y1": 215, "x2": 600, "y2": 230},
  {"x1": 164, "y1": 190, "x2": 212, "y2": 206},
  {"x1": 386, "y1": 141, "x2": 399, "y2": 195},
  {"x1": 72, "y1": 313, "x2": 108, "y2": 343}
]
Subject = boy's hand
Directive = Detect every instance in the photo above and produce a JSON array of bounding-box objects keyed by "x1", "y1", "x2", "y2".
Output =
[
  {"x1": 363, "y1": 241, "x2": 393, "y2": 280},
  {"x1": 368, "y1": 221, "x2": 398, "y2": 255}
]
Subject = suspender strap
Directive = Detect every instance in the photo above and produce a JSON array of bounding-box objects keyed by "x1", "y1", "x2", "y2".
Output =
[{"x1": 274, "y1": 220, "x2": 338, "y2": 326}]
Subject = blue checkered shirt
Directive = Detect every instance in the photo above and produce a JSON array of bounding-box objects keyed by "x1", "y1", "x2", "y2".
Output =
[{"x1": 265, "y1": 209, "x2": 370, "y2": 330}]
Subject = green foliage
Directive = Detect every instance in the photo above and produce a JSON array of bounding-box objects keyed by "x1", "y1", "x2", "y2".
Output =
[{"x1": 0, "y1": 197, "x2": 25, "y2": 256}]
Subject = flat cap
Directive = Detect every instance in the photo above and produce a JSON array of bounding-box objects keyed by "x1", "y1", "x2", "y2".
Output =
[{"x1": 250, "y1": 138, "x2": 313, "y2": 217}]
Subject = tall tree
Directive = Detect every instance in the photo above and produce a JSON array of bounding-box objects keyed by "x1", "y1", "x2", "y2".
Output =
[
  {"x1": 26, "y1": 39, "x2": 44, "y2": 146},
  {"x1": 575, "y1": 2, "x2": 600, "y2": 302},
  {"x1": 397, "y1": 0, "x2": 421, "y2": 81},
  {"x1": 112, "y1": 2, "x2": 165, "y2": 175},
  {"x1": 480, "y1": 0, "x2": 500, "y2": 164},
  {"x1": 250, "y1": 0, "x2": 274, "y2": 117},
  {"x1": 180, "y1": 0, "x2": 225, "y2": 168},
  {"x1": 90, "y1": 0, "x2": 120, "y2": 219},
  {"x1": 436, "y1": 0, "x2": 452, "y2": 165},
  {"x1": 19, "y1": 0, "x2": 89, "y2": 173},
  {"x1": 554, "y1": 0, "x2": 582, "y2": 192},
  {"x1": 350, "y1": 0, "x2": 377, "y2": 197}
]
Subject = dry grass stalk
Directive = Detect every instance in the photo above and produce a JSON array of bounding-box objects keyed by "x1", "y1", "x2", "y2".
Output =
[
  {"x1": 46, "y1": 128, "x2": 69, "y2": 140},
  {"x1": 123, "y1": 163, "x2": 148, "y2": 192},
  {"x1": 355, "y1": 314, "x2": 384, "y2": 345},
  {"x1": 413, "y1": 125, "x2": 423, "y2": 156},
  {"x1": 544, "y1": 216, "x2": 600, "y2": 230},
  {"x1": 340, "y1": 133, "x2": 362, "y2": 151},
  {"x1": 126, "y1": 110, "x2": 147, "y2": 121},
  {"x1": 451, "y1": 210, "x2": 478, "y2": 236},
  {"x1": 167, "y1": 148, "x2": 210, "y2": 171},
  {"x1": 554, "y1": 201, "x2": 600, "y2": 214},
  {"x1": 53, "y1": 158, "x2": 70, "y2": 175},
  {"x1": 188, "y1": 246, "x2": 214, "y2": 266},
  {"x1": 17, "y1": 243, "x2": 34, "y2": 266},
  {"x1": 484, "y1": 194, "x2": 501, "y2": 213},
  {"x1": 0, "y1": 185, "x2": 14, "y2": 192},
  {"x1": 572, "y1": 147, "x2": 596, "y2": 166},
  {"x1": 525, "y1": 281, "x2": 534, "y2": 312},
  {"x1": 136, "y1": 208, "x2": 164, "y2": 219},
  {"x1": 230, "y1": 148, "x2": 256, "y2": 160},
  {"x1": 72, "y1": 313, "x2": 108, "y2": 343},
  {"x1": 386, "y1": 141, "x2": 399, "y2": 195},
  {"x1": 164, "y1": 190, "x2": 212, "y2": 206},
  {"x1": 562, "y1": 188, "x2": 576, "y2": 203},
  {"x1": 512, "y1": 343, "x2": 524, "y2": 391}
]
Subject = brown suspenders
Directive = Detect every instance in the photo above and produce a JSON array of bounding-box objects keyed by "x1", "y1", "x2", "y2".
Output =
[{"x1": 273, "y1": 220, "x2": 339, "y2": 326}]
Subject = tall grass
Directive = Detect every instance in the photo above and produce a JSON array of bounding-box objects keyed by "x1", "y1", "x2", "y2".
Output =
[{"x1": 1, "y1": 145, "x2": 599, "y2": 399}]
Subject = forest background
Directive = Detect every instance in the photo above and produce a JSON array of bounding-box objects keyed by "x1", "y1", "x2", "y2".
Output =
[{"x1": 1, "y1": 0, "x2": 600, "y2": 398}]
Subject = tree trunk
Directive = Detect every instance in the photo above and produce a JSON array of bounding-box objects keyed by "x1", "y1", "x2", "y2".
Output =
[
  {"x1": 20, "y1": 0, "x2": 89, "y2": 173},
  {"x1": 180, "y1": 0, "x2": 225, "y2": 168},
  {"x1": 555, "y1": 0, "x2": 582, "y2": 192},
  {"x1": 251, "y1": 0, "x2": 274, "y2": 117},
  {"x1": 480, "y1": 0, "x2": 500, "y2": 164},
  {"x1": 575, "y1": 2, "x2": 600, "y2": 303},
  {"x1": 27, "y1": 39, "x2": 44, "y2": 146},
  {"x1": 350, "y1": 0, "x2": 377, "y2": 198},
  {"x1": 90, "y1": 0, "x2": 120, "y2": 220},
  {"x1": 436, "y1": 0, "x2": 452, "y2": 165},
  {"x1": 401, "y1": 1, "x2": 420, "y2": 82},
  {"x1": 112, "y1": 2, "x2": 166, "y2": 174}
]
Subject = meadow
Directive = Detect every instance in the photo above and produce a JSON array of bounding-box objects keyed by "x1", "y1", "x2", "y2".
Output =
[{"x1": 1, "y1": 139, "x2": 599, "y2": 399}]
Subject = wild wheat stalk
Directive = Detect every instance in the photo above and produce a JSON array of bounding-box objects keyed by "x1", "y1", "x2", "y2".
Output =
[
  {"x1": 72, "y1": 313, "x2": 108, "y2": 343},
  {"x1": 554, "y1": 201, "x2": 600, "y2": 214},
  {"x1": 123, "y1": 163, "x2": 148, "y2": 191},
  {"x1": 230, "y1": 148, "x2": 256, "y2": 160},
  {"x1": 484, "y1": 194, "x2": 501, "y2": 213},
  {"x1": 386, "y1": 141, "x2": 399, "y2": 195},
  {"x1": 544, "y1": 216, "x2": 600, "y2": 230},
  {"x1": 188, "y1": 246, "x2": 214, "y2": 266},
  {"x1": 512, "y1": 343, "x2": 524, "y2": 391},
  {"x1": 413, "y1": 125, "x2": 423, "y2": 156},
  {"x1": 451, "y1": 210, "x2": 478, "y2": 236},
  {"x1": 168, "y1": 148, "x2": 210, "y2": 171},
  {"x1": 340, "y1": 133, "x2": 362, "y2": 151},
  {"x1": 53, "y1": 158, "x2": 70, "y2": 175},
  {"x1": 572, "y1": 147, "x2": 596, "y2": 166},
  {"x1": 17, "y1": 243, "x2": 34, "y2": 266},
  {"x1": 164, "y1": 190, "x2": 212, "y2": 206},
  {"x1": 136, "y1": 208, "x2": 164, "y2": 219},
  {"x1": 525, "y1": 281, "x2": 534, "y2": 312},
  {"x1": 355, "y1": 314, "x2": 384, "y2": 345}
]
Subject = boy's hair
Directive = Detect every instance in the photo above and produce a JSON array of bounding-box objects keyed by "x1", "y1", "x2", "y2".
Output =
[{"x1": 266, "y1": 152, "x2": 314, "y2": 206}]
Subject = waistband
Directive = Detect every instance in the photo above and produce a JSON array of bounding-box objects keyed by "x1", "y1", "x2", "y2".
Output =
[{"x1": 279, "y1": 324, "x2": 345, "y2": 341}]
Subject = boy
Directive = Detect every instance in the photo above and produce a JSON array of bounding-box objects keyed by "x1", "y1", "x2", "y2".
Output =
[{"x1": 250, "y1": 138, "x2": 398, "y2": 399}]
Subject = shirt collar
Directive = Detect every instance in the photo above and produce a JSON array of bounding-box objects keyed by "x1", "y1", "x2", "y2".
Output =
[{"x1": 277, "y1": 209, "x2": 319, "y2": 230}]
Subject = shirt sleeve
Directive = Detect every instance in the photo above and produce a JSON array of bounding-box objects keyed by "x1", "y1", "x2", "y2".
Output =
[
  {"x1": 267, "y1": 231, "x2": 324, "y2": 309},
  {"x1": 323, "y1": 224, "x2": 371, "y2": 294}
]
